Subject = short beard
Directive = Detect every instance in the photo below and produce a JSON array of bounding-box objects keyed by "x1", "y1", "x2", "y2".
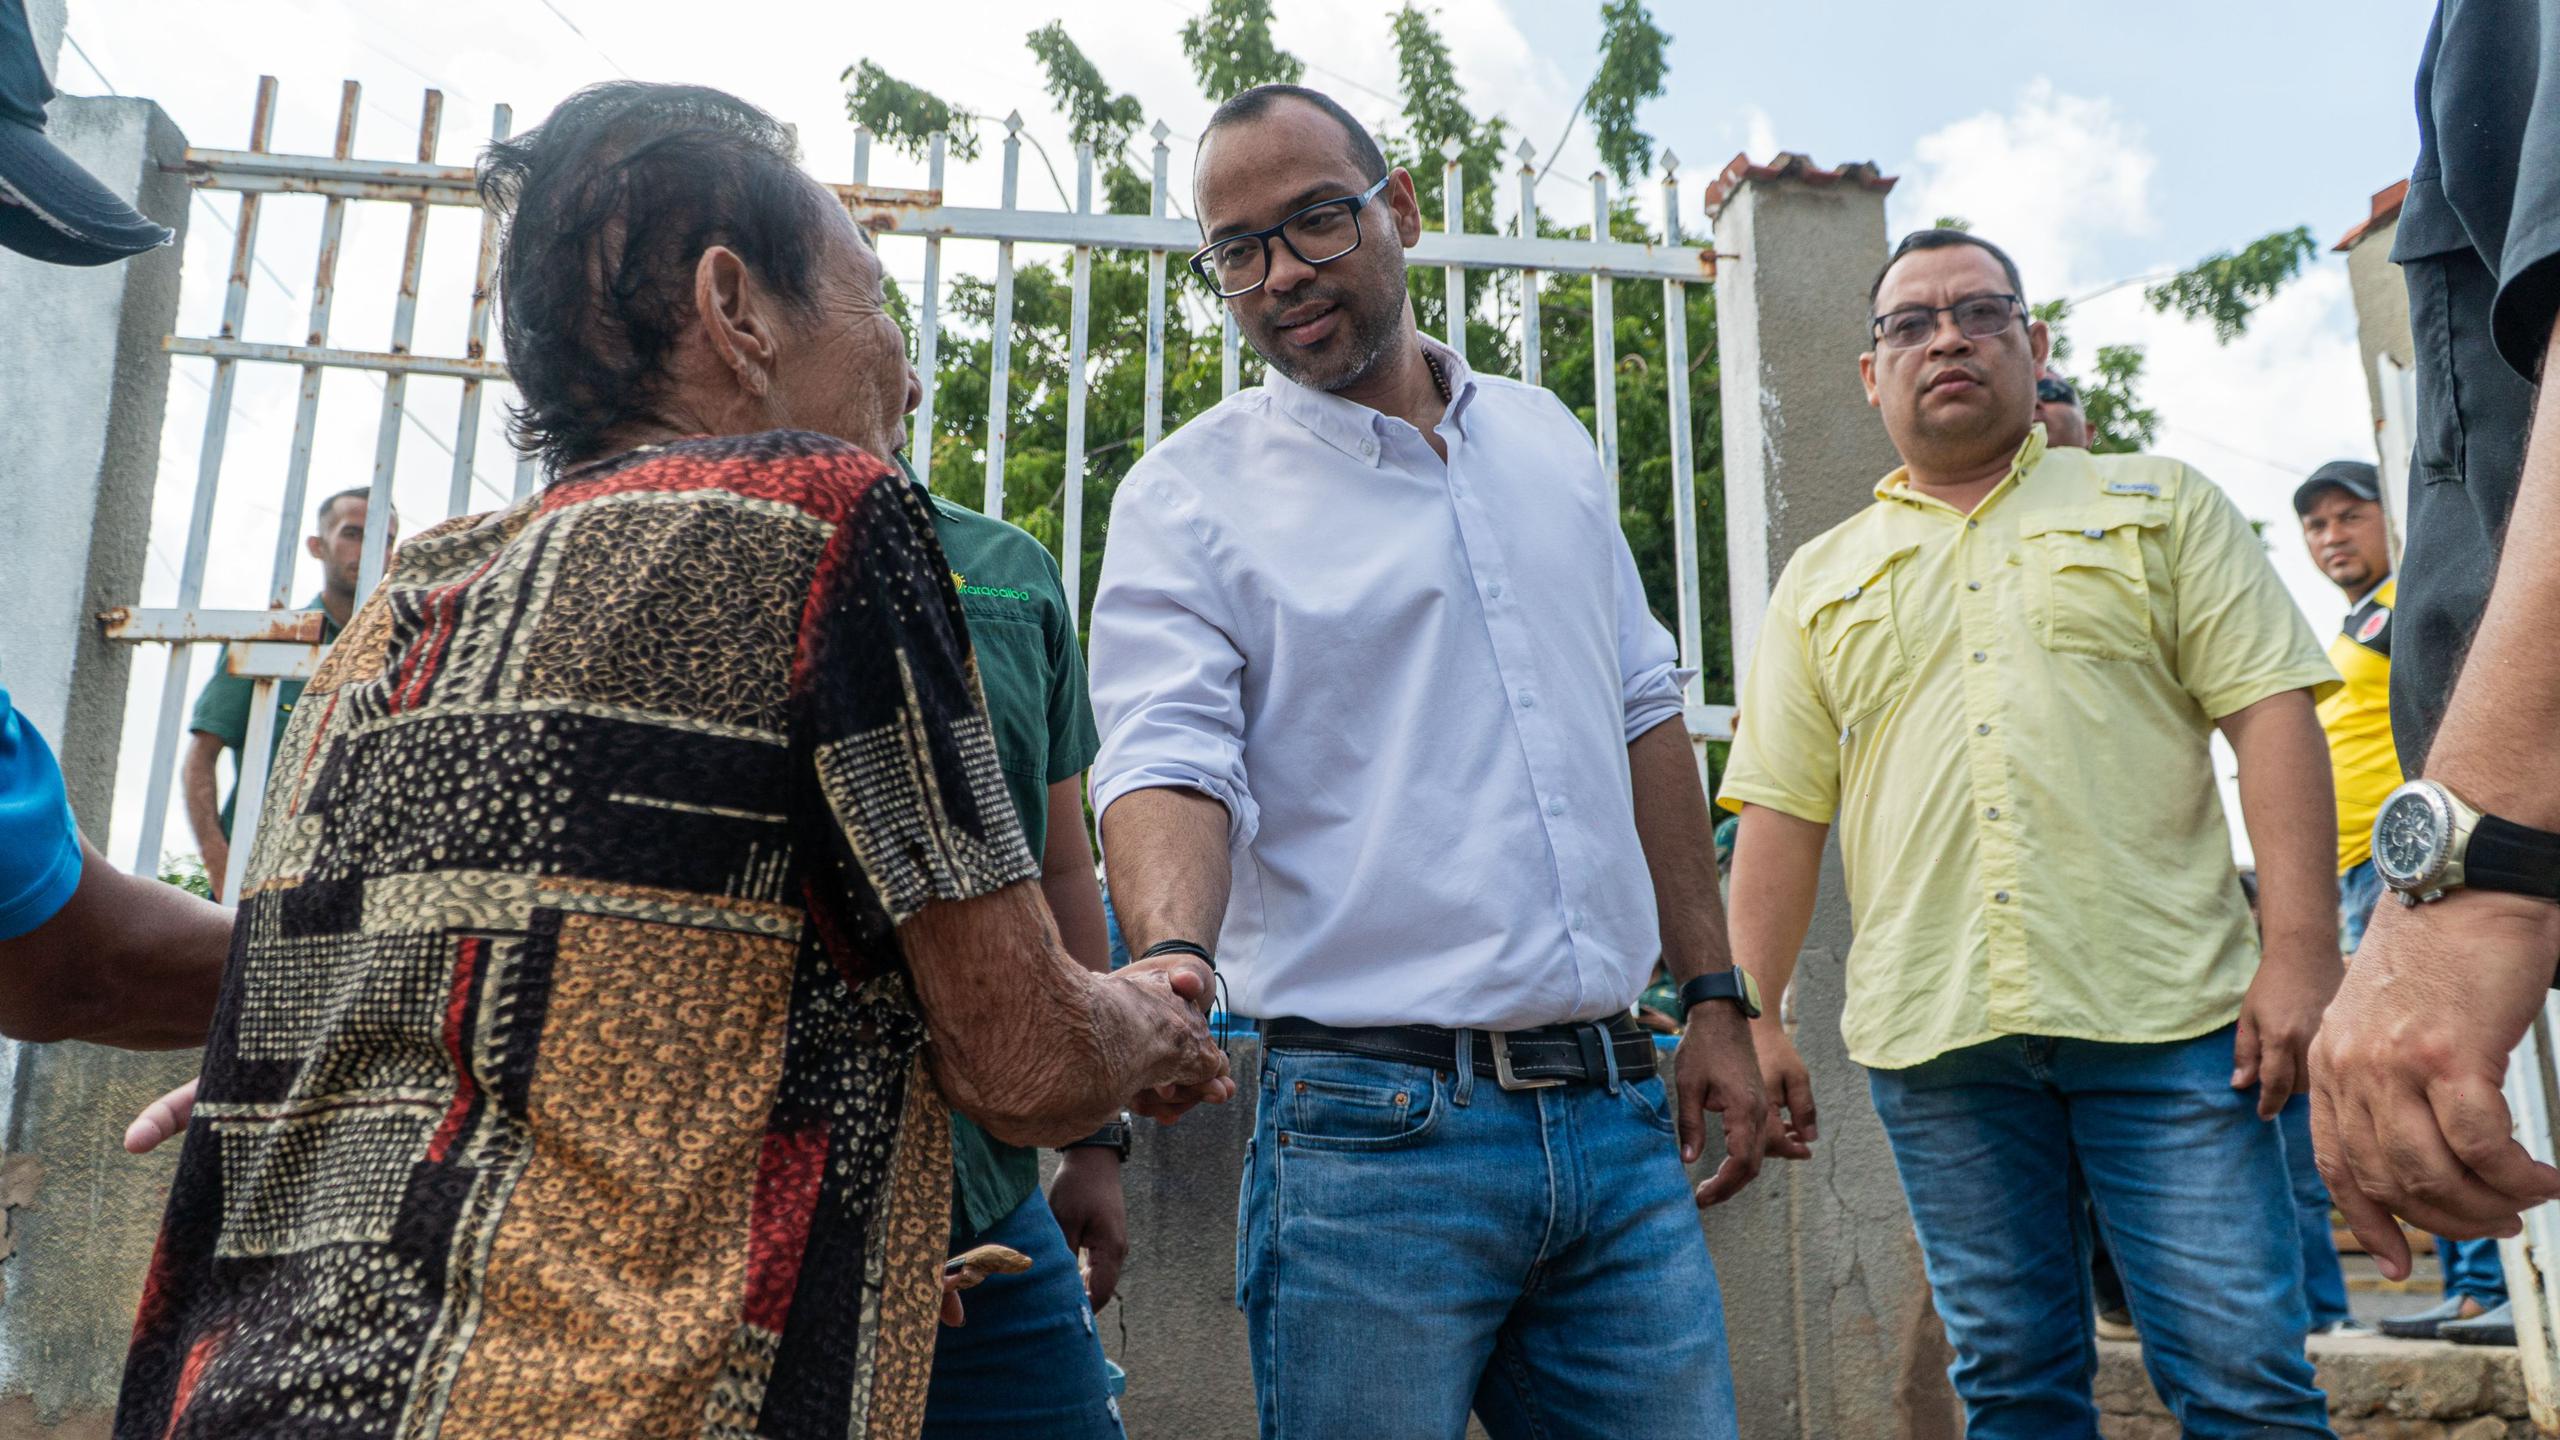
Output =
[{"x1": 1246, "y1": 261, "x2": 1408, "y2": 395}]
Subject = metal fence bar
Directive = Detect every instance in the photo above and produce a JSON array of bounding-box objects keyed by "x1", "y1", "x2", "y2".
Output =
[
  {"x1": 1517, "y1": 142, "x2": 1541, "y2": 389},
  {"x1": 448, "y1": 102, "x2": 513, "y2": 519},
  {"x1": 2503, "y1": 1011, "x2": 2560, "y2": 1430},
  {"x1": 1142, "y1": 122, "x2": 1168, "y2": 451},
  {"x1": 1660, "y1": 155, "x2": 1703, "y2": 708},
  {"x1": 1061, "y1": 143, "x2": 1097, "y2": 620},
  {"x1": 1589, "y1": 172, "x2": 1620, "y2": 512},
  {"x1": 911, "y1": 132, "x2": 946, "y2": 489},
  {"x1": 983, "y1": 112, "x2": 1023, "y2": 520},
  {"x1": 271, "y1": 82, "x2": 358, "y2": 609},
  {"x1": 358, "y1": 89, "x2": 442, "y2": 603},
  {"x1": 1442, "y1": 139, "x2": 1465, "y2": 361},
  {"x1": 514, "y1": 454, "x2": 538, "y2": 500},
  {"x1": 165, "y1": 336, "x2": 508, "y2": 380},
  {"x1": 129, "y1": 75, "x2": 277, "y2": 877}
]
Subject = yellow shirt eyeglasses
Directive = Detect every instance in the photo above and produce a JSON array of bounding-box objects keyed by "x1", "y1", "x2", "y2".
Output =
[{"x1": 1719, "y1": 430, "x2": 2337, "y2": 1071}]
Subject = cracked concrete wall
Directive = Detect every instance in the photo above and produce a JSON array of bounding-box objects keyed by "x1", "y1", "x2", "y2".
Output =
[
  {"x1": 0, "y1": 96, "x2": 196, "y2": 1435},
  {"x1": 1708, "y1": 170, "x2": 1962, "y2": 1440}
]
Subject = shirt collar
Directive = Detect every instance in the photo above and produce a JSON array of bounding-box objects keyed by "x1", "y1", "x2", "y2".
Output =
[
  {"x1": 2348, "y1": 573, "x2": 2393, "y2": 610},
  {"x1": 1872, "y1": 424, "x2": 2050, "y2": 512},
  {"x1": 1263, "y1": 332, "x2": 1478, "y2": 468}
]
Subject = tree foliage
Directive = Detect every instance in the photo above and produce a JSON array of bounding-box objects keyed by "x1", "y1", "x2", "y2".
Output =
[
  {"x1": 843, "y1": 59, "x2": 978, "y2": 162},
  {"x1": 2143, "y1": 225, "x2": 2317, "y2": 344},
  {"x1": 1586, "y1": 0, "x2": 1670, "y2": 188},
  {"x1": 1027, "y1": 24, "x2": 1145, "y2": 153},
  {"x1": 1180, "y1": 0, "x2": 1304, "y2": 102}
]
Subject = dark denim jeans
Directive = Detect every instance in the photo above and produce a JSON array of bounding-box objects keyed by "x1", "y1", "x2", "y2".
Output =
[
  {"x1": 1870, "y1": 1026, "x2": 2332, "y2": 1440},
  {"x1": 923, "y1": 1187, "x2": 1124, "y2": 1440},
  {"x1": 1238, "y1": 1045, "x2": 1739, "y2": 1439},
  {"x1": 2277, "y1": 1093, "x2": 2353, "y2": 1329},
  {"x1": 2438, "y1": 1234, "x2": 2509, "y2": 1306}
]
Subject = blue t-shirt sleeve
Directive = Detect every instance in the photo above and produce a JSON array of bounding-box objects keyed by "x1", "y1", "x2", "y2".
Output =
[{"x1": 0, "y1": 688, "x2": 84, "y2": 941}]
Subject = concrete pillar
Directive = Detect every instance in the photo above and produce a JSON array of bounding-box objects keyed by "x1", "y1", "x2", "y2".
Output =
[
  {"x1": 1702, "y1": 153, "x2": 1963, "y2": 1440},
  {"x1": 0, "y1": 95, "x2": 198, "y2": 1438},
  {"x1": 24, "y1": 0, "x2": 64, "y2": 87}
]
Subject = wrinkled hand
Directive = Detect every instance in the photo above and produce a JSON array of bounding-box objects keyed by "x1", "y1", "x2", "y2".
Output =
[
  {"x1": 2312, "y1": 891, "x2": 2560, "y2": 1278},
  {"x1": 1751, "y1": 1020, "x2": 1816, "y2": 1161},
  {"x1": 125, "y1": 1077, "x2": 198, "y2": 1155},
  {"x1": 2234, "y1": 935, "x2": 2343, "y2": 1121},
  {"x1": 1675, "y1": 999, "x2": 1769, "y2": 1208},
  {"x1": 1049, "y1": 1146, "x2": 1129, "y2": 1309},
  {"x1": 1106, "y1": 956, "x2": 1234, "y2": 1124}
]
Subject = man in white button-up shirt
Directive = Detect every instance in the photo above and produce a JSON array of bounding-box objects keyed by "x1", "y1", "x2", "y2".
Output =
[{"x1": 1089, "y1": 84, "x2": 1765, "y2": 1440}]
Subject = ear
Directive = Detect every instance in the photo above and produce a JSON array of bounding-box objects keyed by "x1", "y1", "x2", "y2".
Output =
[
  {"x1": 2028, "y1": 316, "x2": 2052, "y2": 371},
  {"x1": 1859, "y1": 350, "x2": 1881, "y2": 409},
  {"x1": 1386, "y1": 168, "x2": 1424, "y2": 249},
  {"x1": 307, "y1": 533, "x2": 324, "y2": 562},
  {"x1": 693, "y1": 245, "x2": 776, "y2": 399}
]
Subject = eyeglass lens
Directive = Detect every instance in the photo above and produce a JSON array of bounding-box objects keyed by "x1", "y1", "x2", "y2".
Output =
[
  {"x1": 1876, "y1": 296, "x2": 2017, "y2": 349},
  {"x1": 1203, "y1": 199, "x2": 1362, "y2": 296}
]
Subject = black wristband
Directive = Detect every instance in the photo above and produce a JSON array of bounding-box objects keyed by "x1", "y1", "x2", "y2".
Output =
[
  {"x1": 1139, "y1": 938, "x2": 1216, "y2": 969},
  {"x1": 1059, "y1": 1114, "x2": 1133, "y2": 1161}
]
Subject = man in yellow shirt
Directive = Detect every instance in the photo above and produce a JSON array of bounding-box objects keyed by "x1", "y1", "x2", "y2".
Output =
[{"x1": 1720, "y1": 228, "x2": 2343, "y2": 1439}]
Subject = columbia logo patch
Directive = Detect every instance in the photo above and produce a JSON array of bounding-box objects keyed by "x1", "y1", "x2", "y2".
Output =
[
  {"x1": 2357, "y1": 608, "x2": 2389, "y2": 643},
  {"x1": 2104, "y1": 480, "x2": 2162, "y2": 497}
]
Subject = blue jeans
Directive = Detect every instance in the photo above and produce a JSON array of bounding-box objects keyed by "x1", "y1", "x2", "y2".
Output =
[
  {"x1": 2277, "y1": 1093, "x2": 2352, "y2": 1328},
  {"x1": 1870, "y1": 1027, "x2": 2332, "y2": 1440},
  {"x1": 923, "y1": 1187, "x2": 1124, "y2": 1440},
  {"x1": 1238, "y1": 1044, "x2": 1739, "y2": 1440},
  {"x1": 2438, "y1": 1234, "x2": 2509, "y2": 1306},
  {"x1": 2340, "y1": 859, "x2": 2383, "y2": 954}
]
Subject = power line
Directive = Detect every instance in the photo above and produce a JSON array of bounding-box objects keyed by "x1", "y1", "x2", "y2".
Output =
[
  {"x1": 61, "y1": 30, "x2": 118, "y2": 94},
  {"x1": 535, "y1": 0, "x2": 631, "y2": 79}
]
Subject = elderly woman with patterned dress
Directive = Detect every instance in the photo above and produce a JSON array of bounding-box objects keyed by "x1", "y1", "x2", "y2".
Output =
[{"x1": 110, "y1": 81, "x2": 1228, "y2": 1440}]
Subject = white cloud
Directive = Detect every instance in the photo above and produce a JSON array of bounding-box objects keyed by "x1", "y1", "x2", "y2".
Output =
[{"x1": 1891, "y1": 77, "x2": 2157, "y2": 295}]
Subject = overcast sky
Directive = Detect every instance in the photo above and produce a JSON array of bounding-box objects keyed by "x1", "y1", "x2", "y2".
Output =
[{"x1": 50, "y1": 0, "x2": 2436, "y2": 864}]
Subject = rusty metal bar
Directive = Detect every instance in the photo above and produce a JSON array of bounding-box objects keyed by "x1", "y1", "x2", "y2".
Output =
[
  {"x1": 357, "y1": 89, "x2": 441, "y2": 603},
  {"x1": 223, "y1": 677, "x2": 277, "y2": 900},
  {"x1": 1590, "y1": 171, "x2": 1620, "y2": 512},
  {"x1": 984, "y1": 112, "x2": 1021, "y2": 520},
  {"x1": 1062, "y1": 142, "x2": 1095, "y2": 620},
  {"x1": 165, "y1": 336, "x2": 509, "y2": 380},
  {"x1": 1442, "y1": 138, "x2": 1465, "y2": 362},
  {"x1": 1143, "y1": 122, "x2": 1168, "y2": 450},
  {"x1": 132, "y1": 74, "x2": 276, "y2": 878},
  {"x1": 1518, "y1": 141, "x2": 1542, "y2": 388},
  {"x1": 449, "y1": 102, "x2": 514, "y2": 518},
  {"x1": 224, "y1": 643, "x2": 326, "y2": 682},
  {"x1": 103, "y1": 608, "x2": 326, "y2": 645},
  {"x1": 181, "y1": 147, "x2": 478, "y2": 197},
  {"x1": 269, "y1": 81, "x2": 358, "y2": 617},
  {"x1": 514, "y1": 454, "x2": 539, "y2": 501},
  {"x1": 1661, "y1": 154, "x2": 1703, "y2": 711}
]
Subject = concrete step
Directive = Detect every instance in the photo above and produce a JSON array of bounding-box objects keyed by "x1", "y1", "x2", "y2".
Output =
[{"x1": 2097, "y1": 1334, "x2": 2529, "y2": 1439}]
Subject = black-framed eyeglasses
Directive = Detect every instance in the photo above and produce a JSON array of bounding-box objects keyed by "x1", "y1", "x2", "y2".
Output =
[
  {"x1": 2036, "y1": 376, "x2": 2080, "y2": 407},
  {"x1": 1870, "y1": 292, "x2": 2024, "y2": 350},
  {"x1": 1189, "y1": 175, "x2": 1391, "y2": 298}
]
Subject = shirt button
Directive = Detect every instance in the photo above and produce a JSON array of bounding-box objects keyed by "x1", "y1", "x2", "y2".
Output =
[
  {"x1": 1972, "y1": 651, "x2": 1988, "y2": 663},
  {"x1": 1967, "y1": 581, "x2": 1982, "y2": 592},
  {"x1": 1984, "y1": 807, "x2": 2000, "y2": 820},
  {"x1": 2083, "y1": 527, "x2": 2104, "y2": 539},
  {"x1": 1570, "y1": 911, "x2": 1586, "y2": 932},
  {"x1": 1487, "y1": 582, "x2": 1504, "y2": 599},
  {"x1": 1547, "y1": 797, "x2": 1566, "y2": 817},
  {"x1": 1844, "y1": 585, "x2": 1863, "y2": 600},
  {"x1": 1993, "y1": 891, "x2": 2011, "y2": 904},
  {"x1": 1519, "y1": 693, "x2": 1537, "y2": 710},
  {"x1": 1966, "y1": 519, "x2": 1980, "y2": 530},
  {"x1": 1976, "y1": 723, "x2": 1991, "y2": 736}
]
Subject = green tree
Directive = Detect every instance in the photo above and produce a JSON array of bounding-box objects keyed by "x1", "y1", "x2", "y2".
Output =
[
  {"x1": 2143, "y1": 225, "x2": 2317, "y2": 343},
  {"x1": 843, "y1": 59, "x2": 978, "y2": 161},
  {"x1": 1385, "y1": 5, "x2": 1512, "y2": 361},
  {"x1": 1585, "y1": 0, "x2": 1670, "y2": 188},
  {"x1": 1180, "y1": 0, "x2": 1304, "y2": 102}
]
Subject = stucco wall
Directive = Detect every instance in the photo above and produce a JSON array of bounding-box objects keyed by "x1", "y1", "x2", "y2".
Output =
[{"x1": 2345, "y1": 219, "x2": 2412, "y2": 439}]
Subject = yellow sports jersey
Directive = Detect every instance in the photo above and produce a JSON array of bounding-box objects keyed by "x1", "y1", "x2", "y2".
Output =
[{"x1": 2316, "y1": 576, "x2": 2400, "y2": 873}]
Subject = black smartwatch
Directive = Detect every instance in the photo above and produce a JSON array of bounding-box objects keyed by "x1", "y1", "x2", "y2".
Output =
[
  {"x1": 1677, "y1": 969, "x2": 1764, "y2": 1021},
  {"x1": 1059, "y1": 1112, "x2": 1133, "y2": 1162},
  {"x1": 2371, "y1": 780, "x2": 2560, "y2": 907}
]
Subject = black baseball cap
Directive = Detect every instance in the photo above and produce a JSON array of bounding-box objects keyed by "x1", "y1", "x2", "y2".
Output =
[
  {"x1": 2291, "y1": 459, "x2": 2381, "y2": 516},
  {"x1": 0, "y1": 0, "x2": 174, "y2": 266}
]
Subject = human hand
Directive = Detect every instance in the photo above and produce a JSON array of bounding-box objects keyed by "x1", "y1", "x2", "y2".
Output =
[
  {"x1": 2311, "y1": 890, "x2": 2560, "y2": 1279},
  {"x1": 1049, "y1": 1147, "x2": 1129, "y2": 1309},
  {"x1": 1751, "y1": 1019, "x2": 1816, "y2": 1160},
  {"x1": 2234, "y1": 933, "x2": 2343, "y2": 1120},
  {"x1": 940, "y1": 1243, "x2": 1034, "y2": 1328},
  {"x1": 1100, "y1": 959, "x2": 1233, "y2": 1124},
  {"x1": 124, "y1": 1077, "x2": 198, "y2": 1155},
  {"x1": 1674, "y1": 999, "x2": 1770, "y2": 1207}
]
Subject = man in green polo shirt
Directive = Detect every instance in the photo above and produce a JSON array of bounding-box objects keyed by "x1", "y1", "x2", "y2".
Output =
[
  {"x1": 183, "y1": 486, "x2": 393, "y2": 896},
  {"x1": 907, "y1": 455, "x2": 1128, "y2": 1440}
]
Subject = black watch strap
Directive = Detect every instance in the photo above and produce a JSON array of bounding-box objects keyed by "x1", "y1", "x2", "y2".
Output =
[
  {"x1": 1678, "y1": 969, "x2": 1763, "y2": 1020},
  {"x1": 1059, "y1": 1114, "x2": 1133, "y2": 1161},
  {"x1": 2469, "y1": 814, "x2": 2560, "y2": 901}
]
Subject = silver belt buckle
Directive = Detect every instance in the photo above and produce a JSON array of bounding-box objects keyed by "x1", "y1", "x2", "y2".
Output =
[{"x1": 1488, "y1": 1032, "x2": 1565, "y2": 1091}]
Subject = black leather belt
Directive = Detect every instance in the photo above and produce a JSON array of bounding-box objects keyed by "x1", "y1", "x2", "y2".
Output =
[{"x1": 1260, "y1": 1015, "x2": 1658, "y2": 1090}]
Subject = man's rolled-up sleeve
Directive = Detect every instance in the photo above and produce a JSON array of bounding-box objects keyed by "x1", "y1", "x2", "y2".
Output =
[
  {"x1": 1716, "y1": 565, "x2": 1843, "y2": 825},
  {"x1": 1612, "y1": 521, "x2": 1695, "y2": 743},
  {"x1": 1088, "y1": 469, "x2": 1259, "y2": 849},
  {"x1": 2166, "y1": 465, "x2": 2340, "y2": 720}
]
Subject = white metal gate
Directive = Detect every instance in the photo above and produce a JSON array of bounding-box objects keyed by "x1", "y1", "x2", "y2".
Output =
[{"x1": 109, "y1": 75, "x2": 1730, "y2": 900}]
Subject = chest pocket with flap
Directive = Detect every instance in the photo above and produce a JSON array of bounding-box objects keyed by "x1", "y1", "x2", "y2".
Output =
[
  {"x1": 2019, "y1": 509, "x2": 2163, "y2": 663},
  {"x1": 1795, "y1": 544, "x2": 1918, "y2": 729}
]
